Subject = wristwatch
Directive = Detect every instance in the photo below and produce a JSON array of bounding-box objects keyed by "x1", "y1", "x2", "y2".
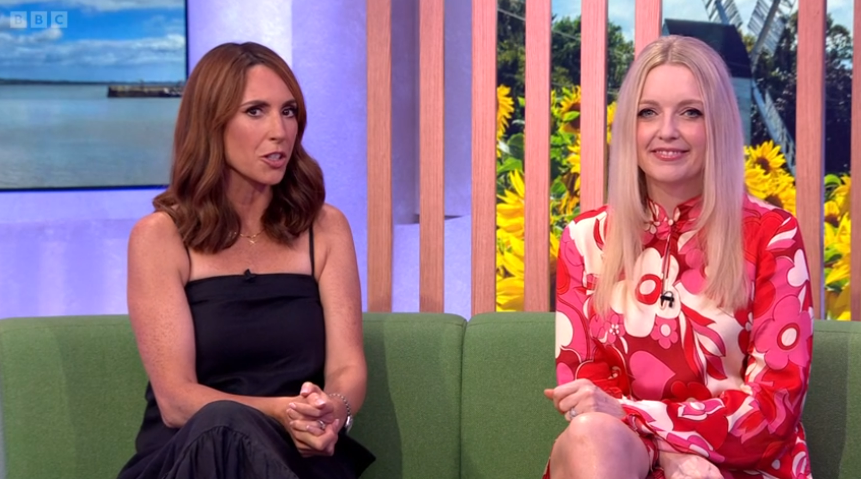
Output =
[
  {"x1": 329, "y1": 392, "x2": 353, "y2": 433},
  {"x1": 343, "y1": 410, "x2": 354, "y2": 433}
]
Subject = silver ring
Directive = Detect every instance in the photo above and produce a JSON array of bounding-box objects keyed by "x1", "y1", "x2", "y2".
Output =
[
  {"x1": 568, "y1": 408, "x2": 578, "y2": 419},
  {"x1": 318, "y1": 419, "x2": 326, "y2": 430}
]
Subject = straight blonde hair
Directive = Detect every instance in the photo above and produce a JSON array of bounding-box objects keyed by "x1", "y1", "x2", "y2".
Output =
[{"x1": 593, "y1": 35, "x2": 748, "y2": 314}]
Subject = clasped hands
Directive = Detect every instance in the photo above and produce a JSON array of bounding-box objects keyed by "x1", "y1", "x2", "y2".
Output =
[
  {"x1": 544, "y1": 379, "x2": 721, "y2": 479},
  {"x1": 281, "y1": 382, "x2": 342, "y2": 457}
]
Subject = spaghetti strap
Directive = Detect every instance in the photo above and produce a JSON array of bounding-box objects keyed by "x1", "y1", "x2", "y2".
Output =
[{"x1": 309, "y1": 226, "x2": 315, "y2": 277}]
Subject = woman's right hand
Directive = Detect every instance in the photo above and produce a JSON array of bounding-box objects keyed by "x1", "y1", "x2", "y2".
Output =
[{"x1": 658, "y1": 450, "x2": 722, "y2": 479}]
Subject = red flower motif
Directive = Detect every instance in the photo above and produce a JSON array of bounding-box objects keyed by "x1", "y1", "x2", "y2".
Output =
[{"x1": 670, "y1": 380, "x2": 712, "y2": 401}]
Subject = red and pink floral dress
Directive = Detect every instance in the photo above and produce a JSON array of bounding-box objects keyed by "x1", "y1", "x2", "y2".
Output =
[{"x1": 550, "y1": 195, "x2": 813, "y2": 478}]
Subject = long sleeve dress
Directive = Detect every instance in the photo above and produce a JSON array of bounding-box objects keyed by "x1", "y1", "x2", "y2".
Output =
[{"x1": 552, "y1": 195, "x2": 813, "y2": 479}]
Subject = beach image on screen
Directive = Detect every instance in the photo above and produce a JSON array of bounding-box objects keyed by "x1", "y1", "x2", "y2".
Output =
[{"x1": 0, "y1": 1, "x2": 186, "y2": 190}]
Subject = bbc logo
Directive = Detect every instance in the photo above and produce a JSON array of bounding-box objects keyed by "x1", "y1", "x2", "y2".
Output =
[{"x1": 9, "y1": 11, "x2": 68, "y2": 29}]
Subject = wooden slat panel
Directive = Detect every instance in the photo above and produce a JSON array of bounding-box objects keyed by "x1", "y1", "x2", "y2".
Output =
[
  {"x1": 852, "y1": 0, "x2": 861, "y2": 321},
  {"x1": 471, "y1": 0, "x2": 497, "y2": 315},
  {"x1": 634, "y1": 0, "x2": 662, "y2": 57},
  {"x1": 524, "y1": 0, "x2": 552, "y2": 311},
  {"x1": 580, "y1": 0, "x2": 608, "y2": 213},
  {"x1": 419, "y1": 0, "x2": 445, "y2": 312},
  {"x1": 366, "y1": 0, "x2": 393, "y2": 312},
  {"x1": 796, "y1": 0, "x2": 826, "y2": 318}
]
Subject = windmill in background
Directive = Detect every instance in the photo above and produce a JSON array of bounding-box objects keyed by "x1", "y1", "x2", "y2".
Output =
[{"x1": 702, "y1": 0, "x2": 797, "y2": 174}]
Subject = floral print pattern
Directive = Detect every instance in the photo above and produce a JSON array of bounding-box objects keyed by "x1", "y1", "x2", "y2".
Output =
[{"x1": 553, "y1": 195, "x2": 813, "y2": 478}]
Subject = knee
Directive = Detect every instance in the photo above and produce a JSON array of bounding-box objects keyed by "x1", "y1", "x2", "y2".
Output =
[
  {"x1": 186, "y1": 400, "x2": 261, "y2": 432},
  {"x1": 553, "y1": 412, "x2": 632, "y2": 454},
  {"x1": 550, "y1": 413, "x2": 649, "y2": 479}
]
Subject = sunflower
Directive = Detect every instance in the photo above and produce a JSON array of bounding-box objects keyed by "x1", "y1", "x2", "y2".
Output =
[
  {"x1": 745, "y1": 164, "x2": 797, "y2": 216},
  {"x1": 829, "y1": 175, "x2": 851, "y2": 218},
  {"x1": 761, "y1": 170, "x2": 797, "y2": 216},
  {"x1": 497, "y1": 275, "x2": 525, "y2": 311},
  {"x1": 824, "y1": 200, "x2": 841, "y2": 227},
  {"x1": 826, "y1": 288, "x2": 852, "y2": 321},
  {"x1": 556, "y1": 85, "x2": 582, "y2": 134},
  {"x1": 497, "y1": 169, "x2": 525, "y2": 237},
  {"x1": 496, "y1": 85, "x2": 515, "y2": 157},
  {"x1": 745, "y1": 140, "x2": 787, "y2": 175},
  {"x1": 744, "y1": 165, "x2": 770, "y2": 199},
  {"x1": 555, "y1": 141, "x2": 582, "y2": 217},
  {"x1": 606, "y1": 102, "x2": 617, "y2": 142},
  {"x1": 824, "y1": 214, "x2": 852, "y2": 320}
]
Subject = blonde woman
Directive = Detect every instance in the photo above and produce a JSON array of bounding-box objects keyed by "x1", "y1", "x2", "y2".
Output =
[{"x1": 544, "y1": 35, "x2": 813, "y2": 479}]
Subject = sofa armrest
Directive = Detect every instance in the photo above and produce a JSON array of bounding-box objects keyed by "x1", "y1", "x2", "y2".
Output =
[
  {"x1": 803, "y1": 319, "x2": 861, "y2": 479},
  {"x1": 0, "y1": 315, "x2": 147, "y2": 479}
]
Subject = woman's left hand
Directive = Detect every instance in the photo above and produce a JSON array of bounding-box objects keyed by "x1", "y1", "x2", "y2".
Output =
[
  {"x1": 544, "y1": 379, "x2": 625, "y2": 420},
  {"x1": 285, "y1": 382, "x2": 341, "y2": 455}
]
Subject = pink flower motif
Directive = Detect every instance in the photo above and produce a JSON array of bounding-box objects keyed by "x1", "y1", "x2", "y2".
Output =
[
  {"x1": 650, "y1": 315, "x2": 679, "y2": 349},
  {"x1": 678, "y1": 241, "x2": 706, "y2": 295},
  {"x1": 755, "y1": 296, "x2": 812, "y2": 370},
  {"x1": 590, "y1": 310, "x2": 626, "y2": 345}
]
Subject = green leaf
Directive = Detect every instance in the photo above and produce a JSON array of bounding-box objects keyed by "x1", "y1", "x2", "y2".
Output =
[
  {"x1": 508, "y1": 133, "x2": 525, "y2": 159},
  {"x1": 824, "y1": 246, "x2": 843, "y2": 264},
  {"x1": 825, "y1": 278, "x2": 849, "y2": 291},
  {"x1": 498, "y1": 157, "x2": 523, "y2": 174},
  {"x1": 824, "y1": 173, "x2": 842, "y2": 187},
  {"x1": 562, "y1": 111, "x2": 580, "y2": 122}
]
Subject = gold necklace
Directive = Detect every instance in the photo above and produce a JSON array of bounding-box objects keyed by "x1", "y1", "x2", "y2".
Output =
[{"x1": 238, "y1": 229, "x2": 264, "y2": 245}]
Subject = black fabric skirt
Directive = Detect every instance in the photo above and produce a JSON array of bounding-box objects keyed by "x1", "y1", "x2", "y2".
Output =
[{"x1": 117, "y1": 400, "x2": 375, "y2": 479}]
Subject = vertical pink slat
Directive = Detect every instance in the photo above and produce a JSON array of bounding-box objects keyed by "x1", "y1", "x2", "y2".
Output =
[
  {"x1": 634, "y1": 0, "x2": 662, "y2": 57},
  {"x1": 366, "y1": 0, "x2": 393, "y2": 312},
  {"x1": 796, "y1": 0, "x2": 826, "y2": 318},
  {"x1": 852, "y1": 0, "x2": 861, "y2": 320},
  {"x1": 471, "y1": 0, "x2": 497, "y2": 315},
  {"x1": 524, "y1": 0, "x2": 552, "y2": 311},
  {"x1": 580, "y1": 0, "x2": 609, "y2": 213},
  {"x1": 419, "y1": 0, "x2": 445, "y2": 312}
]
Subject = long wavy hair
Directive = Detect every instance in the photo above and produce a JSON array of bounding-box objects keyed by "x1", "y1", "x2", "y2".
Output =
[
  {"x1": 593, "y1": 35, "x2": 748, "y2": 313},
  {"x1": 153, "y1": 42, "x2": 324, "y2": 253}
]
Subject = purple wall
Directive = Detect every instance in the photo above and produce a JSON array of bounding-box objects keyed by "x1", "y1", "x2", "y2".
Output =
[{"x1": 0, "y1": 0, "x2": 474, "y2": 320}]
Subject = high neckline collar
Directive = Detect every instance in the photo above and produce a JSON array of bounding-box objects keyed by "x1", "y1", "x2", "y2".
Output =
[{"x1": 646, "y1": 195, "x2": 703, "y2": 226}]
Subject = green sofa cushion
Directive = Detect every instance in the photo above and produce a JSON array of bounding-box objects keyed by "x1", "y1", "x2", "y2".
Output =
[
  {"x1": 0, "y1": 313, "x2": 468, "y2": 479},
  {"x1": 1, "y1": 313, "x2": 859, "y2": 479},
  {"x1": 460, "y1": 312, "x2": 565, "y2": 479},
  {"x1": 461, "y1": 314, "x2": 861, "y2": 479},
  {"x1": 0, "y1": 316, "x2": 147, "y2": 479},
  {"x1": 337, "y1": 313, "x2": 466, "y2": 479},
  {"x1": 803, "y1": 319, "x2": 861, "y2": 479}
]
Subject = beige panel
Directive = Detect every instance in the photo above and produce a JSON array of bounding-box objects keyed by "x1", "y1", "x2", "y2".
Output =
[
  {"x1": 580, "y1": 0, "x2": 609, "y2": 213},
  {"x1": 471, "y1": 0, "x2": 497, "y2": 315},
  {"x1": 852, "y1": 0, "x2": 860, "y2": 321},
  {"x1": 796, "y1": 0, "x2": 826, "y2": 318},
  {"x1": 366, "y1": 0, "x2": 393, "y2": 312},
  {"x1": 419, "y1": 0, "x2": 445, "y2": 312},
  {"x1": 524, "y1": 0, "x2": 552, "y2": 311},
  {"x1": 634, "y1": 0, "x2": 662, "y2": 56}
]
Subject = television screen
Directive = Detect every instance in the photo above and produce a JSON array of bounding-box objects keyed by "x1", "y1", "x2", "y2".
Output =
[{"x1": 0, "y1": 1, "x2": 187, "y2": 190}]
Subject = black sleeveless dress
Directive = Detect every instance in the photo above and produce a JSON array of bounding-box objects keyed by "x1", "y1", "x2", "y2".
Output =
[{"x1": 117, "y1": 230, "x2": 375, "y2": 479}]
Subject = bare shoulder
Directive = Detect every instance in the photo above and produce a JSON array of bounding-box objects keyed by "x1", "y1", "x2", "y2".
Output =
[
  {"x1": 128, "y1": 211, "x2": 188, "y2": 278},
  {"x1": 130, "y1": 211, "x2": 183, "y2": 251},
  {"x1": 313, "y1": 203, "x2": 355, "y2": 239},
  {"x1": 312, "y1": 204, "x2": 357, "y2": 277}
]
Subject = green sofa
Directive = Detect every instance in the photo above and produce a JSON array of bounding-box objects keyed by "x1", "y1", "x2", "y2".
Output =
[{"x1": 0, "y1": 313, "x2": 859, "y2": 478}]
